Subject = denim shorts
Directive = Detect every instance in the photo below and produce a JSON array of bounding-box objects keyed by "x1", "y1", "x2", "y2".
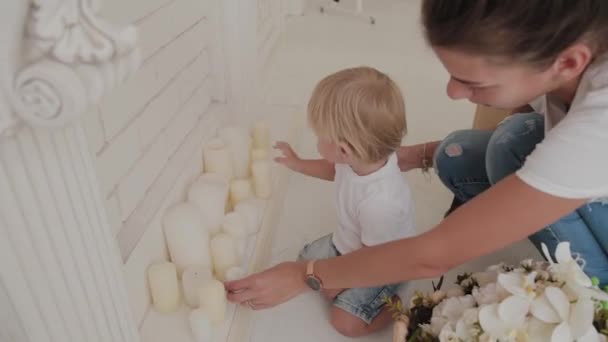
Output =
[{"x1": 298, "y1": 234, "x2": 403, "y2": 324}]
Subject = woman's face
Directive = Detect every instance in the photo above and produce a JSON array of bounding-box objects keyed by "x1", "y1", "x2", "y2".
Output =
[{"x1": 433, "y1": 47, "x2": 560, "y2": 110}]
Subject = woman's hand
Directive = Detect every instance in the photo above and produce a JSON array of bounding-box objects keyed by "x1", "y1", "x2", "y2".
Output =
[{"x1": 225, "y1": 261, "x2": 310, "y2": 310}]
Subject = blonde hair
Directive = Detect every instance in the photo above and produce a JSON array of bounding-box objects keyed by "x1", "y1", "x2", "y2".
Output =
[{"x1": 308, "y1": 67, "x2": 407, "y2": 163}]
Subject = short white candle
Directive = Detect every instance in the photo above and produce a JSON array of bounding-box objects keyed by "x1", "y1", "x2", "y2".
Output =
[
  {"x1": 182, "y1": 266, "x2": 214, "y2": 308},
  {"x1": 162, "y1": 203, "x2": 211, "y2": 275},
  {"x1": 198, "y1": 279, "x2": 227, "y2": 325},
  {"x1": 219, "y1": 126, "x2": 252, "y2": 179},
  {"x1": 222, "y1": 212, "x2": 248, "y2": 239},
  {"x1": 187, "y1": 173, "x2": 229, "y2": 235},
  {"x1": 189, "y1": 308, "x2": 213, "y2": 342},
  {"x1": 210, "y1": 233, "x2": 238, "y2": 279},
  {"x1": 229, "y1": 179, "x2": 253, "y2": 207},
  {"x1": 252, "y1": 121, "x2": 270, "y2": 150},
  {"x1": 222, "y1": 212, "x2": 248, "y2": 261},
  {"x1": 235, "y1": 199, "x2": 265, "y2": 235},
  {"x1": 251, "y1": 160, "x2": 272, "y2": 199},
  {"x1": 147, "y1": 262, "x2": 181, "y2": 313},
  {"x1": 203, "y1": 139, "x2": 234, "y2": 181}
]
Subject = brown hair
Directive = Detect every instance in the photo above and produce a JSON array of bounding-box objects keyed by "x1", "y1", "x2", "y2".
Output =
[
  {"x1": 422, "y1": 0, "x2": 608, "y2": 67},
  {"x1": 308, "y1": 67, "x2": 406, "y2": 163}
]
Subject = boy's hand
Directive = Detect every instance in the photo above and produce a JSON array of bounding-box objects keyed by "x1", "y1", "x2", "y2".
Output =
[{"x1": 273, "y1": 141, "x2": 301, "y2": 171}]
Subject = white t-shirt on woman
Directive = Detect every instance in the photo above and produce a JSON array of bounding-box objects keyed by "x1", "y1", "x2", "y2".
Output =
[{"x1": 518, "y1": 59, "x2": 608, "y2": 200}]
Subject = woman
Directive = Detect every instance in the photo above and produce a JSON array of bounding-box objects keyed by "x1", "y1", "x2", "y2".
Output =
[{"x1": 226, "y1": 0, "x2": 608, "y2": 311}]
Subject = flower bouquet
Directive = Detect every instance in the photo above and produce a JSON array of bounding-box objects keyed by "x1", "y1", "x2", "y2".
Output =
[{"x1": 388, "y1": 242, "x2": 608, "y2": 342}]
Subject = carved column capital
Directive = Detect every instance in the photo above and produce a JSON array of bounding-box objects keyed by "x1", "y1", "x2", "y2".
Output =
[{"x1": 1, "y1": 0, "x2": 140, "y2": 137}]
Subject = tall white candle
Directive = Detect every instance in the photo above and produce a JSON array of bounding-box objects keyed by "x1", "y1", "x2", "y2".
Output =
[
  {"x1": 210, "y1": 233, "x2": 238, "y2": 279},
  {"x1": 235, "y1": 199, "x2": 265, "y2": 235},
  {"x1": 250, "y1": 148, "x2": 268, "y2": 162},
  {"x1": 222, "y1": 212, "x2": 248, "y2": 260},
  {"x1": 251, "y1": 160, "x2": 272, "y2": 199},
  {"x1": 189, "y1": 309, "x2": 213, "y2": 342},
  {"x1": 198, "y1": 279, "x2": 227, "y2": 325},
  {"x1": 219, "y1": 126, "x2": 252, "y2": 179},
  {"x1": 147, "y1": 262, "x2": 181, "y2": 313},
  {"x1": 225, "y1": 266, "x2": 246, "y2": 282},
  {"x1": 229, "y1": 179, "x2": 253, "y2": 207},
  {"x1": 252, "y1": 121, "x2": 270, "y2": 150},
  {"x1": 163, "y1": 203, "x2": 211, "y2": 275},
  {"x1": 182, "y1": 266, "x2": 214, "y2": 308},
  {"x1": 187, "y1": 173, "x2": 229, "y2": 235},
  {"x1": 203, "y1": 139, "x2": 234, "y2": 181}
]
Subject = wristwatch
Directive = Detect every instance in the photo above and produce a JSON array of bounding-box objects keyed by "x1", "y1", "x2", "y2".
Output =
[{"x1": 305, "y1": 260, "x2": 323, "y2": 291}]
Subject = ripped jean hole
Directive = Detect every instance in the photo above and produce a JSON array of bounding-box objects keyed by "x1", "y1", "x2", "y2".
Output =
[{"x1": 445, "y1": 143, "x2": 463, "y2": 157}]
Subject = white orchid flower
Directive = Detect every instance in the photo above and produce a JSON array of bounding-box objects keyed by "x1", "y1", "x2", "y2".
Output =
[
  {"x1": 479, "y1": 296, "x2": 530, "y2": 340},
  {"x1": 439, "y1": 324, "x2": 461, "y2": 342},
  {"x1": 542, "y1": 242, "x2": 608, "y2": 302},
  {"x1": 473, "y1": 283, "x2": 511, "y2": 306},
  {"x1": 499, "y1": 271, "x2": 539, "y2": 301},
  {"x1": 433, "y1": 295, "x2": 477, "y2": 325},
  {"x1": 473, "y1": 270, "x2": 500, "y2": 287},
  {"x1": 529, "y1": 286, "x2": 600, "y2": 342},
  {"x1": 454, "y1": 308, "x2": 481, "y2": 340}
]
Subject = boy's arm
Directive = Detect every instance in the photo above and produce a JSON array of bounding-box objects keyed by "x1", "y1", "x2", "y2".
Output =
[
  {"x1": 292, "y1": 159, "x2": 336, "y2": 181},
  {"x1": 274, "y1": 141, "x2": 335, "y2": 181}
]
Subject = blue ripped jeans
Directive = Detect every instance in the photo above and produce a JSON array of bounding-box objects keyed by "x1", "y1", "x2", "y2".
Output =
[{"x1": 435, "y1": 112, "x2": 608, "y2": 284}]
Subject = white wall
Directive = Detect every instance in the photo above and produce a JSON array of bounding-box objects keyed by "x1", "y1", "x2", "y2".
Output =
[{"x1": 82, "y1": 0, "x2": 286, "y2": 325}]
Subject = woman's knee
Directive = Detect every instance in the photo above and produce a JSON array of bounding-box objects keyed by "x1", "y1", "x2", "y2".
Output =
[
  {"x1": 434, "y1": 129, "x2": 492, "y2": 199},
  {"x1": 486, "y1": 113, "x2": 544, "y2": 184}
]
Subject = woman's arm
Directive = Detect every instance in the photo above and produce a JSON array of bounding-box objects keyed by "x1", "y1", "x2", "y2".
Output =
[
  {"x1": 226, "y1": 175, "x2": 586, "y2": 308},
  {"x1": 396, "y1": 141, "x2": 441, "y2": 172},
  {"x1": 315, "y1": 174, "x2": 586, "y2": 288}
]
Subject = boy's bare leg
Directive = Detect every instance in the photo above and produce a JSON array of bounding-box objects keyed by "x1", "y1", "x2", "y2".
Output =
[
  {"x1": 330, "y1": 305, "x2": 394, "y2": 337},
  {"x1": 321, "y1": 288, "x2": 344, "y2": 300},
  {"x1": 329, "y1": 295, "x2": 398, "y2": 338}
]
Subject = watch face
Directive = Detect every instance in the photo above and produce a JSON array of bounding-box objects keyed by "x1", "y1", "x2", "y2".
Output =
[{"x1": 305, "y1": 276, "x2": 322, "y2": 291}]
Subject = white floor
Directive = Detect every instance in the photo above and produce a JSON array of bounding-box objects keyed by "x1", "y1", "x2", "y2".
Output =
[{"x1": 249, "y1": 1, "x2": 541, "y2": 341}]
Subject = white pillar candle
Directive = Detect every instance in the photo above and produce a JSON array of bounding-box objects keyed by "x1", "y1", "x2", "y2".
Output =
[
  {"x1": 225, "y1": 266, "x2": 246, "y2": 282},
  {"x1": 198, "y1": 279, "x2": 227, "y2": 325},
  {"x1": 163, "y1": 203, "x2": 211, "y2": 275},
  {"x1": 222, "y1": 212, "x2": 248, "y2": 239},
  {"x1": 147, "y1": 262, "x2": 181, "y2": 313},
  {"x1": 187, "y1": 173, "x2": 229, "y2": 235},
  {"x1": 235, "y1": 199, "x2": 265, "y2": 235},
  {"x1": 210, "y1": 233, "x2": 238, "y2": 279},
  {"x1": 203, "y1": 139, "x2": 234, "y2": 181},
  {"x1": 252, "y1": 121, "x2": 270, "y2": 150},
  {"x1": 182, "y1": 266, "x2": 214, "y2": 308},
  {"x1": 222, "y1": 212, "x2": 248, "y2": 260},
  {"x1": 229, "y1": 179, "x2": 253, "y2": 207},
  {"x1": 189, "y1": 309, "x2": 213, "y2": 342},
  {"x1": 251, "y1": 160, "x2": 272, "y2": 199},
  {"x1": 250, "y1": 148, "x2": 268, "y2": 162},
  {"x1": 219, "y1": 126, "x2": 252, "y2": 179}
]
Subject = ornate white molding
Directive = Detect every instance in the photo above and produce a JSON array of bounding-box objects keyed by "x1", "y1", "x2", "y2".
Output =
[
  {"x1": 1, "y1": 0, "x2": 140, "y2": 137},
  {"x1": 0, "y1": 1, "x2": 141, "y2": 341}
]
